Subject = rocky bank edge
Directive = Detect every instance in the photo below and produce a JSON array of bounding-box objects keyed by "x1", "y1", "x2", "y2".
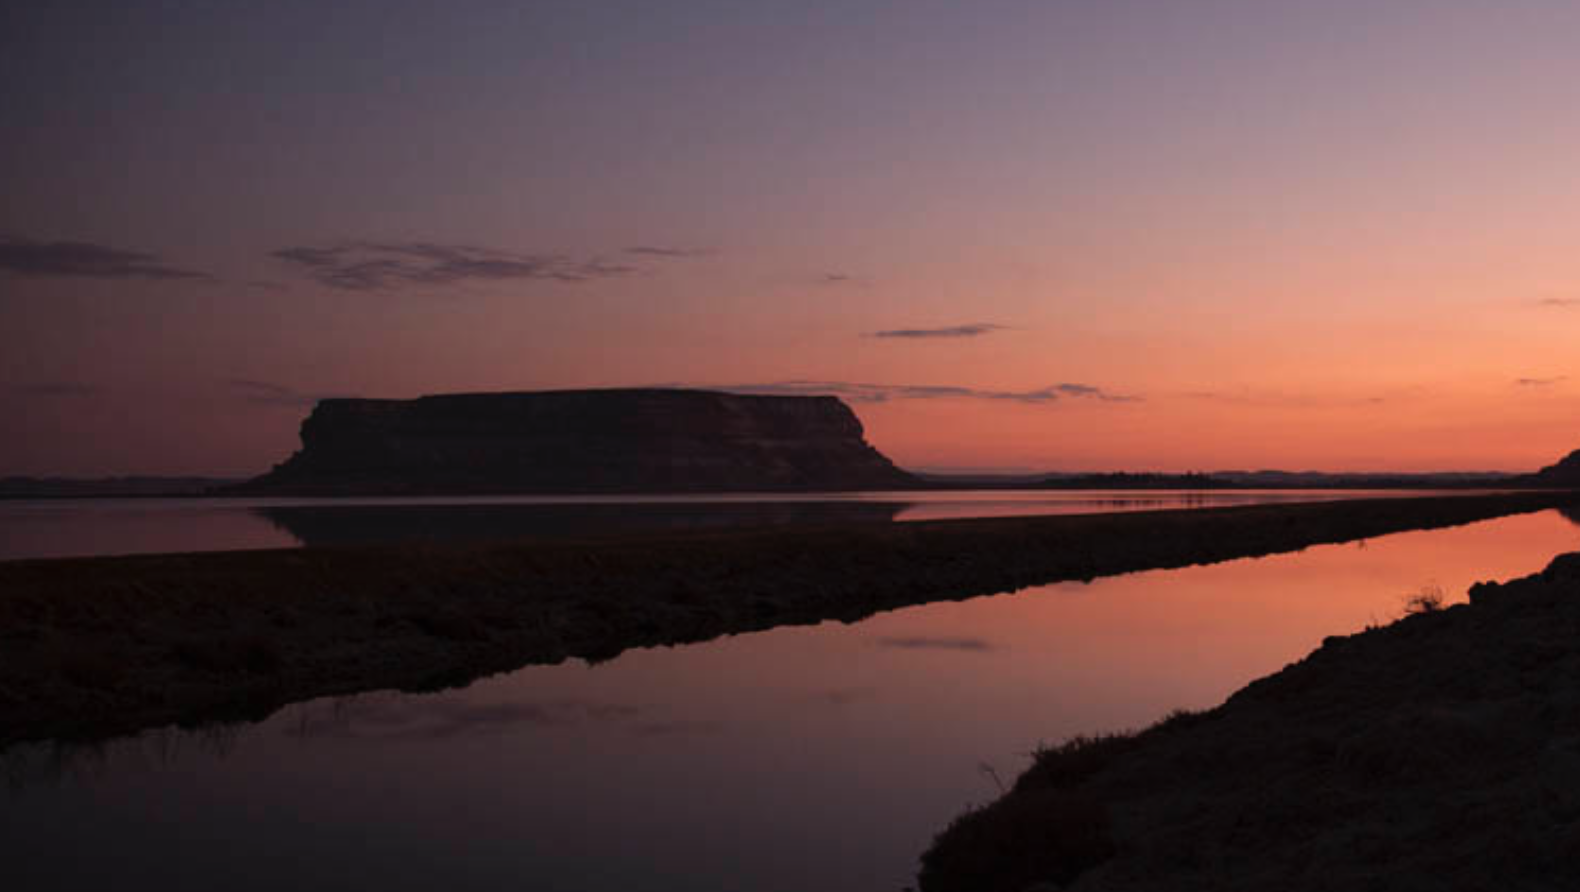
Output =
[
  {"x1": 1, "y1": 491, "x2": 1575, "y2": 748},
  {"x1": 919, "y1": 548, "x2": 1580, "y2": 891}
]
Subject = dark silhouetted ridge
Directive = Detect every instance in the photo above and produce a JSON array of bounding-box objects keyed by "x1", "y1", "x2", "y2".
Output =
[{"x1": 1522, "y1": 448, "x2": 1580, "y2": 487}]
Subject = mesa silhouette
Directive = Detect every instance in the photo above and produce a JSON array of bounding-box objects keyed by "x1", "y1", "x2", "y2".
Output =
[{"x1": 231, "y1": 388, "x2": 918, "y2": 495}]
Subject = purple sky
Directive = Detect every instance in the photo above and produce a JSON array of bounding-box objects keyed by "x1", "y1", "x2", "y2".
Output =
[{"x1": 5, "y1": 1, "x2": 1580, "y2": 475}]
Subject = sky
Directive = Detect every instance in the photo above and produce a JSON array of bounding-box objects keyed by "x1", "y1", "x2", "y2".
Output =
[{"x1": 4, "y1": 0, "x2": 1580, "y2": 476}]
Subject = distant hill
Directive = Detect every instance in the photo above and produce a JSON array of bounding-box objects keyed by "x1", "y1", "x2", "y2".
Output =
[
  {"x1": 1518, "y1": 449, "x2": 1580, "y2": 487},
  {"x1": 1206, "y1": 469, "x2": 1517, "y2": 489},
  {"x1": 0, "y1": 477, "x2": 239, "y2": 498},
  {"x1": 916, "y1": 470, "x2": 1517, "y2": 490},
  {"x1": 16, "y1": 414, "x2": 1566, "y2": 498},
  {"x1": 232, "y1": 388, "x2": 919, "y2": 495}
]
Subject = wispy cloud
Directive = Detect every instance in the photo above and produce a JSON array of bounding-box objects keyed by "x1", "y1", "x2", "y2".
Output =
[
  {"x1": 1181, "y1": 389, "x2": 1389, "y2": 408},
  {"x1": 0, "y1": 237, "x2": 209, "y2": 280},
  {"x1": 271, "y1": 242, "x2": 636, "y2": 291},
  {"x1": 1536, "y1": 298, "x2": 1580, "y2": 308},
  {"x1": 1515, "y1": 376, "x2": 1567, "y2": 387},
  {"x1": 13, "y1": 382, "x2": 102, "y2": 398},
  {"x1": 624, "y1": 246, "x2": 711, "y2": 258},
  {"x1": 820, "y1": 272, "x2": 863, "y2": 286},
  {"x1": 227, "y1": 378, "x2": 347, "y2": 408},
  {"x1": 875, "y1": 636, "x2": 996, "y2": 652},
  {"x1": 711, "y1": 380, "x2": 1140, "y2": 405},
  {"x1": 868, "y1": 323, "x2": 1006, "y2": 339}
]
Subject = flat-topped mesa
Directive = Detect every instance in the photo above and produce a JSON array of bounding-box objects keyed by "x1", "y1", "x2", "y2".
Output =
[{"x1": 233, "y1": 388, "x2": 919, "y2": 495}]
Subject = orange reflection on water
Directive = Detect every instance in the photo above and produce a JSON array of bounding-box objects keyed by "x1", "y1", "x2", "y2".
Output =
[
  {"x1": 7, "y1": 511, "x2": 1579, "y2": 892},
  {"x1": 853, "y1": 509, "x2": 1580, "y2": 732}
]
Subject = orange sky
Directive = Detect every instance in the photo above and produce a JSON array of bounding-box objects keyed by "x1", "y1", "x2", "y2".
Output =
[{"x1": 3, "y1": 2, "x2": 1579, "y2": 475}]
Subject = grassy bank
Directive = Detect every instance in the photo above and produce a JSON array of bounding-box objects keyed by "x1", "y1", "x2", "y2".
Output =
[
  {"x1": 1, "y1": 491, "x2": 1575, "y2": 747},
  {"x1": 919, "y1": 549, "x2": 1580, "y2": 891}
]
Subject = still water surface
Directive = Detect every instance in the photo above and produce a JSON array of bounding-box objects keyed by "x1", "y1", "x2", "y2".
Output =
[
  {"x1": 0, "y1": 489, "x2": 1457, "y2": 560},
  {"x1": 4, "y1": 510, "x2": 1577, "y2": 890}
]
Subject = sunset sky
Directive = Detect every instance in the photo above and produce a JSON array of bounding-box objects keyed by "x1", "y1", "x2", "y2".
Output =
[{"x1": 4, "y1": 0, "x2": 1580, "y2": 476}]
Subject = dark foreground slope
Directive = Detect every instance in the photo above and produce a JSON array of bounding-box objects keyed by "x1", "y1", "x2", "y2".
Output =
[
  {"x1": 1, "y1": 491, "x2": 1574, "y2": 747},
  {"x1": 921, "y1": 554, "x2": 1580, "y2": 892},
  {"x1": 232, "y1": 388, "x2": 917, "y2": 495}
]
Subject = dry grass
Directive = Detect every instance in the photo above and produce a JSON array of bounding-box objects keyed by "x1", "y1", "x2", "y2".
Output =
[{"x1": 1402, "y1": 583, "x2": 1447, "y2": 615}]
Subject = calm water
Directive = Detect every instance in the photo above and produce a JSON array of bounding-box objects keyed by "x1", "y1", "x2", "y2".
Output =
[
  {"x1": 4, "y1": 510, "x2": 1577, "y2": 891},
  {"x1": 0, "y1": 489, "x2": 1458, "y2": 560}
]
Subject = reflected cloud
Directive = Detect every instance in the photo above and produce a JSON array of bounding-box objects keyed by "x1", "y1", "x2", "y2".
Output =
[
  {"x1": 631, "y1": 719, "x2": 726, "y2": 737},
  {"x1": 286, "y1": 695, "x2": 641, "y2": 741},
  {"x1": 875, "y1": 636, "x2": 997, "y2": 652},
  {"x1": 813, "y1": 687, "x2": 875, "y2": 706},
  {"x1": 2, "y1": 723, "x2": 240, "y2": 794},
  {"x1": 1515, "y1": 376, "x2": 1567, "y2": 387}
]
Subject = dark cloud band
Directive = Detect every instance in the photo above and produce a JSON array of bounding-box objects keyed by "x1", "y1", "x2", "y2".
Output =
[
  {"x1": 272, "y1": 242, "x2": 635, "y2": 291},
  {"x1": 624, "y1": 246, "x2": 711, "y2": 258},
  {"x1": 868, "y1": 323, "x2": 1004, "y2": 339},
  {"x1": 710, "y1": 380, "x2": 1139, "y2": 404},
  {"x1": 0, "y1": 238, "x2": 209, "y2": 280},
  {"x1": 227, "y1": 378, "x2": 347, "y2": 408}
]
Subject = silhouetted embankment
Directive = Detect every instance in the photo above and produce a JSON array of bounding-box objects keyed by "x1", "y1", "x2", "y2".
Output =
[
  {"x1": 1, "y1": 491, "x2": 1575, "y2": 747},
  {"x1": 919, "y1": 550, "x2": 1580, "y2": 892}
]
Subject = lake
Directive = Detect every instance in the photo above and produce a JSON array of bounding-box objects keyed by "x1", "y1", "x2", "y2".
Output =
[
  {"x1": 4, "y1": 508, "x2": 1576, "y2": 891},
  {"x1": 0, "y1": 489, "x2": 1464, "y2": 560}
]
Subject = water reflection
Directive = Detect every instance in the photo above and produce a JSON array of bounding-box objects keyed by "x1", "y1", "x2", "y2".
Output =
[
  {"x1": 254, "y1": 500, "x2": 905, "y2": 547},
  {"x1": 874, "y1": 636, "x2": 998, "y2": 651},
  {"x1": 0, "y1": 489, "x2": 1462, "y2": 560},
  {"x1": 283, "y1": 695, "x2": 646, "y2": 742},
  {"x1": 4, "y1": 511, "x2": 1577, "y2": 892}
]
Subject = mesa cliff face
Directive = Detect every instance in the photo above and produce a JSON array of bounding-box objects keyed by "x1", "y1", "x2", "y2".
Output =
[{"x1": 235, "y1": 388, "x2": 918, "y2": 495}]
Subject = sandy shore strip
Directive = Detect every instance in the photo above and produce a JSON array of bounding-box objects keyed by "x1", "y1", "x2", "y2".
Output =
[{"x1": 2, "y1": 491, "x2": 1575, "y2": 747}]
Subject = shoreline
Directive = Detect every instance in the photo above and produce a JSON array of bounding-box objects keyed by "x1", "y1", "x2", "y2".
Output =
[
  {"x1": 2, "y1": 490, "x2": 1576, "y2": 748},
  {"x1": 918, "y1": 549, "x2": 1580, "y2": 891},
  {"x1": 0, "y1": 479, "x2": 1534, "y2": 501}
]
